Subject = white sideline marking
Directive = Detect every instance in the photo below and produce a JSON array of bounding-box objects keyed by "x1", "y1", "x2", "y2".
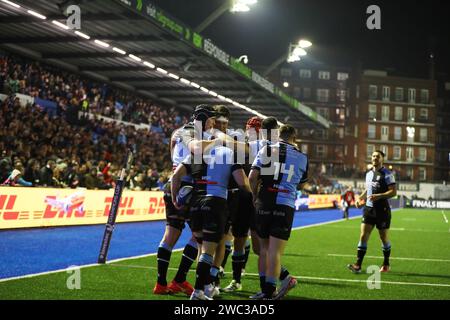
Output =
[
  {"x1": 327, "y1": 254, "x2": 450, "y2": 263},
  {"x1": 107, "y1": 264, "x2": 450, "y2": 289},
  {"x1": 0, "y1": 250, "x2": 183, "y2": 283},
  {"x1": 0, "y1": 214, "x2": 363, "y2": 283},
  {"x1": 442, "y1": 210, "x2": 448, "y2": 224}
]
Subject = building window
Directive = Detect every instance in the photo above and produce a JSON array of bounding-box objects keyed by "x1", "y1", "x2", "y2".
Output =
[
  {"x1": 299, "y1": 69, "x2": 311, "y2": 79},
  {"x1": 381, "y1": 126, "x2": 389, "y2": 141},
  {"x1": 395, "y1": 87, "x2": 404, "y2": 101},
  {"x1": 419, "y1": 167, "x2": 426, "y2": 181},
  {"x1": 406, "y1": 167, "x2": 414, "y2": 180},
  {"x1": 393, "y1": 146, "x2": 401, "y2": 159},
  {"x1": 354, "y1": 145, "x2": 358, "y2": 158},
  {"x1": 369, "y1": 85, "x2": 378, "y2": 100},
  {"x1": 303, "y1": 87, "x2": 311, "y2": 99},
  {"x1": 337, "y1": 72, "x2": 349, "y2": 81},
  {"x1": 316, "y1": 145, "x2": 327, "y2": 158},
  {"x1": 293, "y1": 86, "x2": 301, "y2": 98},
  {"x1": 407, "y1": 108, "x2": 415, "y2": 122},
  {"x1": 354, "y1": 125, "x2": 358, "y2": 138},
  {"x1": 368, "y1": 124, "x2": 376, "y2": 139},
  {"x1": 394, "y1": 127, "x2": 402, "y2": 140},
  {"x1": 419, "y1": 128, "x2": 428, "y2": 142},
  {"x1": 419, "y1": 148, "x2": 427, "y2": 161},
  {"x1": 356, "y1": 85, "x2": 360, "y2": 99},
  {"x1": 406, "y1": 126, "x2": 415, "y2": 142},
  {"x1": 337, "y1": 89, "x2": 346, "y2": 102},
  {"x1": 301, "y1": 144, "x2": 308, "y2": 154},
  {"x1": 338, "y1": 127, "x2": 344, "y2": 139},
  {"x1": 420, "y1": 108, "x2": 428, "y2": 121},
  {"x1": 406, "y1": 147, "x2": 414, "y2": 162},
  {"x1": 381, "y1": 105, "x2": 390, "y2": 121},
  {"x1": 420, "y1": 89, "x2": 429, "y2": 104},
  {"x1": 317, "y1": 107, "x2": 329, "y2": 119},
  {"x1": 367, "y1": 145, "x2": 375, "y2": 159},
  {"x1": 394, "y1": 106, "x2": 403, "y2": 121},
  {"x1": 318, "y1": 71, "x2": 330, "y2": 80},
  {"x1": 317, "y1": 89, "x2": 329, "y2": 102},
  {"x1": 355, "y1": 104, "x2": 359, "y2": 118},
  {"x1": 369, "y1": 104, "x2": 377, "y2": 119},
  {"x1": 380, "y1": 145, "x2": 388, "y2": 160},
  {"x1": 382, "y1": 86, "x2": 390, "y2": 101},
  {"x1": 281, "y1": 68, "x2": 292, "y2": 77},
  {"x1": 408, "y1": 88, "x2": 416, "y2": 103}
]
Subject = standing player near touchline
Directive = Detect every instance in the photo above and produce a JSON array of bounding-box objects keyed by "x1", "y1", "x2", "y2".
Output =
[
  {"x1": 153, "y1": 105, "x2": 216, "y2": 296},
  {"x1": 249, "y1": 124, "x2": 309, "y2": 300},
  {"x1": 347, "y1": 150, "x2": 397, "y2": 273},
  {"x1": 341, "y1": 186, "x2": 355, "y2": 220}
]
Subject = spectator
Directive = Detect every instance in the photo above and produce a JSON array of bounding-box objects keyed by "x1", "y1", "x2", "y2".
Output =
[{"x1": 39, "y1": 160, "x2": 56, "y2": 187}]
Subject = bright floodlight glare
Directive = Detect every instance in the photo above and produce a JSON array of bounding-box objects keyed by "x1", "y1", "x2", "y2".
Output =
[
  {"x1": 75, "y1": 31, "x2": 91, "y2": 40},
  {"x1": 283, "y1": 82, "x2": 289, "y2": 88},
  {"x1": 112, "y1": 47, "x2": 126, "y2": 55},
  {"x1": 52, "y1": 20, "x2": 69, "y2": 30},
  {"x1": 230, "y1": 3, "x2": 250, "y2": 12},
  {"x1": 299, "y1": 39, "x2": 312, "y2": 48},
  {"x1": 239, "y1": 0, "x2": 257, "y2": 5},
  {"x1": 27, "y1": 10, "x2": 46, "y2": 19},
  {"x1": 94, "y1": 40, "x2": 109, "y2": 48},
  {"x1": 293, "y1": 47, "x2": 307, "y2": 57},
  {"x1": 287, "y1": 55, "x2": 301, "y2": 63},
  {"x1": 2, "y1": 0, "x2": 21, "y2": 8}
]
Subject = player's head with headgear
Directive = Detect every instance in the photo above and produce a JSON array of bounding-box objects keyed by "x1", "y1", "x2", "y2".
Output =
[
  {"x1": 213, "y1": 105, "x2": 230, "y2": 133},
  {"x1": 192, "y1": 104, "x2": 216, "y2": 131},
  {"x1": 245, "y1": 116, "x2": 262, "y2": 141},
  {"x1": 261, "y1": 116, "x2": 280, "y2": 142}
]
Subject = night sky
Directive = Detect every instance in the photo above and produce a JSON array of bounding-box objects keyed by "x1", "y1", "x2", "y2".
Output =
[{"x1": 150, "y1": 0, "x2": 450, "y2": 79}]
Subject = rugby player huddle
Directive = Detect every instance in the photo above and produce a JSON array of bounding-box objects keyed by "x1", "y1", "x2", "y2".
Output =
[{"x1": 153, "y1": 104, "x2": 308, "y2": 300}]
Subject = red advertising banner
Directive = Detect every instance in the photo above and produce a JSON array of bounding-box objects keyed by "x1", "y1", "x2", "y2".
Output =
[{"x1": 0, "y1": 187, "x2": 166, "y2": 229}]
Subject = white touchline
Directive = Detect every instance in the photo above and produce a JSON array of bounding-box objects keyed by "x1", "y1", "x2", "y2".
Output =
[
  {"x1": 441, "y1": 210, "x2": 448, "y2": 224},
  {"x1": 0, "y1": 213, "x2": 365, "y2": 283},
  {"x1": 327, "y1": 253, "x2": 450, "y2": 263},
  {"x1": 107, "y1": 264, "x2": 450, "y2": 289}
]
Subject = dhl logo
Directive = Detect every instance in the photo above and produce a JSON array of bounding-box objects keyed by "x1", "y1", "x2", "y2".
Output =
[
  {"x1": 104, "y1": 196, "x2": 135, "y2": 216},
  {"x1": 0, "y1": 195, "x2": 19, "y2": 220}
]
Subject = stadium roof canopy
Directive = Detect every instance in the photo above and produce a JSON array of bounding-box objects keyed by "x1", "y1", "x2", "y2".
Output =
[{"x1": 0, "y1": 0, "x2": 330, "y2": 130}]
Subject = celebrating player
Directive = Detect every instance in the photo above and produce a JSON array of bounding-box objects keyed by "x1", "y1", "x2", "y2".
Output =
[
  {"x1": 249, "y1": 124, "x2": 309, "y2": 300},
  {"x1": 153, "y1": 105, "x2": 216, "y2": 296},
  {"x1": 347, "y1": 150, "x2": 397, "y2": 273}
]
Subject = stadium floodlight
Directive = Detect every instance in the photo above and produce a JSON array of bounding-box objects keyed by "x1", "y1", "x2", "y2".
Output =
[
  {"x1": 298, "y1": 39, "x2": 312, "y2": 48},
  {"x1": 208, "y1": 91, "x2": 218, "y2": 97},
  {"x1": 156, "y1": 67, "x2": 168, "y2": 74},
  {"x1": 52, "y1": 20, "x2": 69, "y2": 30},
  {"x1": 27, "y1": 10, "x2": 46, "y2": 19},
  {"x1": 218, "y1": 95, "x2": 226, "y2": 101},
  {"x1": 75, "y1": 31, "x2": 91, "y2": 40},
  {"x1": 190, "y1": 82, "x2": 200, "y2": 89},
  {"x1": 128, "y1": 54, "x2": 141, "y2": 62},
  {"x1": 1, "y1": 0, "x2": 21, "y2": 9},
  {"x1": 112, "y1": 47, "x2": 126, "y2": 55},
  {"x1": 230, "y1": 0, "x2": 257, "y2": 13},
  {"x1": 283, "y1": 81, "x2": 289, "y2": 88},
  {"x1": 180, "y1": 78, "x2": 190, "y2": 85},
  {"x1": 94, "y1": 40, "x2": 110, "y2": 48},
  {"x1": 287, "y1": 39, "x2": 312, "y2": 64},
  {"x1": 168, "y1": 73, "x2": 180, "y2": 80},
  {"x1": 200, "y1": 87, "x2": 209, "y2": 93},
  {"x1": 143, "y1": 61, "x2": 155, "y2": 68}
]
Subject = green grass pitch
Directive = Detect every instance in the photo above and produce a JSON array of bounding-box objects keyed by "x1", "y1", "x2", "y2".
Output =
[{"x1": 1, "y1": 208, "x2": 449, "y2": 300}]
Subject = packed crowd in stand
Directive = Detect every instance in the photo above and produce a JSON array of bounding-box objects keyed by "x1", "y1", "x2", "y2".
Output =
[{"x1": 0, "y1": 53, "x2": 189, "y2": 190}]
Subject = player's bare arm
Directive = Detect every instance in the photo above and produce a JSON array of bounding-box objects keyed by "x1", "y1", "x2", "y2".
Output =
[
  {"x1": 232, "y1": 168, "x2": 251, "y2": 193},
  {"x1": 368, "y1": 184, "x2": 397, "y2": 202},
  {"x1": 356, "y1": 189, "x2": 367, "y2": 208},
  {"x1": 171, "y1": 163, "x2": 187, "y2": 210},
  {"x1": 248, "y1": 169, "x2": 260, "y2": 204}
]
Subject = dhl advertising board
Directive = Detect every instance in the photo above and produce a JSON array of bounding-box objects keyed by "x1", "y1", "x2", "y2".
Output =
[{"x1": 0, "y1": 187, "x2": 166, "y2": 229}]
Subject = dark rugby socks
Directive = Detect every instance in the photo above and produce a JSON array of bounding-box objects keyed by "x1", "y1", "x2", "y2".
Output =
[
  {"x1": 174, "y1": 239, "x2": 198, "y2": 283},
  {"x1": 195, "y1": 253, "x2": 213, "y2": 291},
  {"x1": 221, "y1": 240, "x2": 232, "y2": 269},
  {"x1": 232, "y1": 250, "x2": 246, "y2": 283},
  {"x1": 243, "y1": 239, "x2": 251, "y2": 270},
  {"x1": 157, "y1": 242, "x2": 172, "y2": 286},
  {"x1": 382, "y1": 242, "x2": 391, "y2": 266},
  {"x1": 356, "y1": 241, "x2": 367, "y2": 267}
]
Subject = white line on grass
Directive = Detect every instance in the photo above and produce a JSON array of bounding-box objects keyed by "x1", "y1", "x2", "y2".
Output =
[
  {"x1": 107, "y1": 264, "x2": 450, "y2": 289},
  {"x1": 442, "y1": 210, "x2": 448, "y2": 224},
  {"x1": 327, "y1": 253, "x2": 450, "y2": 263},
  {"x1": 0, "y1": 214, "x2": 363, "y2": 283}
]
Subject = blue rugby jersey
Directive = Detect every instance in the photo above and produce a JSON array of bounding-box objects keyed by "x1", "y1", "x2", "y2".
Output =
[
  {"x1": 251, "y1": 141, "x2": 308, "y2": 208},
  {"x1": 365, "y1": 167, "x2": 396, "y2": 208},
  {"x1": 183, "y1": 145, "x2": 243, "y2": 200}
]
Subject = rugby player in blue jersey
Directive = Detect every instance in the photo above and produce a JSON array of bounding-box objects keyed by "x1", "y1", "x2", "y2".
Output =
[
  {"x1": 347, "y1": 150, "x2": 397, "y2": 273},
  {"x1": 171, "y1": 131, "x2": 251, "y2": 300},
  {"x1": 249, "y1": 124, "x2": 309, "y2": 300}
]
